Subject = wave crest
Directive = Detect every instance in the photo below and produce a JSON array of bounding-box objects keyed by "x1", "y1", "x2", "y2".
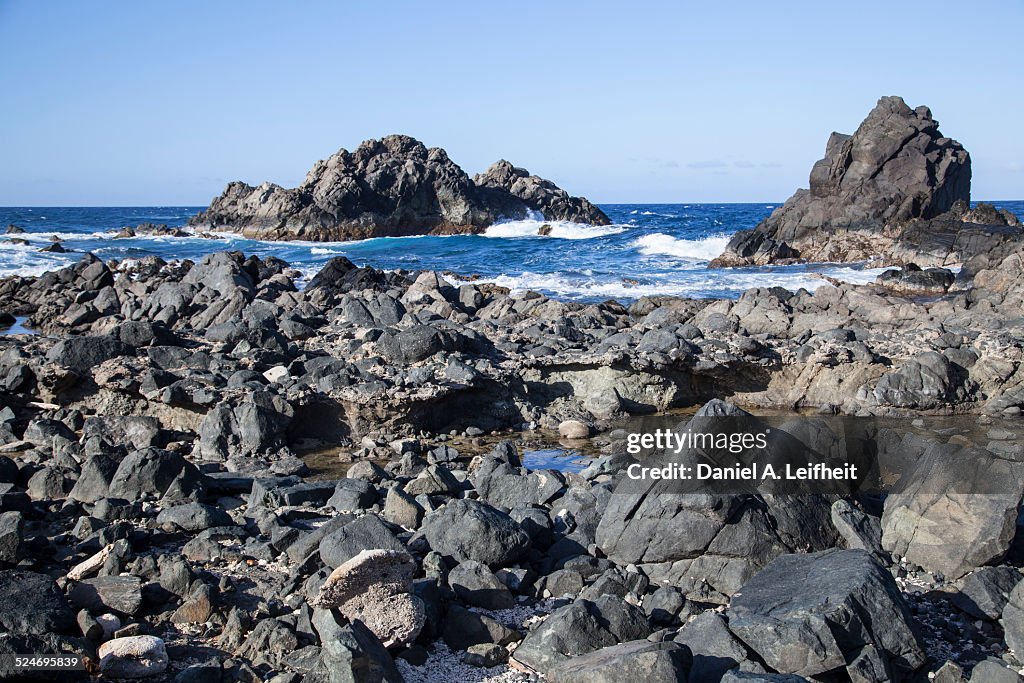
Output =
[
  {"x1": 632, "y1": 233, "x2": 730, "y2": 261},
  {"x1": 482, "y1": 219, "x2": 627, "y2": 240}
]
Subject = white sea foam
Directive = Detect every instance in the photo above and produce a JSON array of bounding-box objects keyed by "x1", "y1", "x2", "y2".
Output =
[
  {"x1": 472, "y1": 265, "x2": 887, "y2": 300},
  {"x1": 632, "y1": 233, "x2": 731, "y2": 261},
  {"x1": 482, "y1": 219, "x2": 627, "y2": 240}
]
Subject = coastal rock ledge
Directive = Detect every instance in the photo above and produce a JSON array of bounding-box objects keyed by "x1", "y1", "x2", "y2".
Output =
[
  {"x1": 189, "y1": 134, "x2": 610, "y2": 240},
  {"x1": 711, "y1": 96, "x2": 1022, "y2": 268}
]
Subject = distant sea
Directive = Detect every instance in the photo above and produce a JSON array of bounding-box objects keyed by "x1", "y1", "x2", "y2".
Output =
[{"x1": 1, "y1": 202, "x2": 1021, "y2": 302}]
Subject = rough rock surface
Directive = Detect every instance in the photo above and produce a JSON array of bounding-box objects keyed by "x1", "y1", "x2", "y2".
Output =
[
  {"x1": 728, "y1": 549, "x2": 925, "y2": 681},
  {"x1": 711, "y1": 96, "x2": 1022, "y2": 267},
  {"x1": 190, "y1": 135, "x2": 609, "y2": 241}
]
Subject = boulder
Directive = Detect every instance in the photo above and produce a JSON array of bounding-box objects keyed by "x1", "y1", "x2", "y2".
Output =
[
  {"x1": 422, "y1": 499, "x2": 530, "y2": 566},
  {"x1": 448, "y1": 560, "x2": 515, "y2": 609},
  {"x1": 728, "y1": 549, "x2": 925, "y2": 681},
  {"x1": 0, "y1": 510, "x2": 24, "y2": 564},
  {"x1": 512, "y1": 595, "x2": 649, "y2": 673},
  {"x1": 69, "y1": 575, "x2": 144, "y2": 615},
  {"x1": 546, "y1": 640, "x2": 692, "y2": 683},
  {"x1": 0, "y1": 570, "x2": 76, "y2": 635},
  {"x1": 952, "y1": 567, "x2": 1022, "y2": 620},
  {"x1": 881, "y1": 443, "x2": 1024, "y2": 578},
  {"x1": 318, "y1": 514, "x2": 405, "y2": 568},
  {"x1": 46, "y1": 335, "x2": 133, "y2": 373},
  {"x1": 157, "y1": 502, "x2": 233, "y2": 532},
  {"x1": 305, "y1": 619, "x2": 402, "y2": 683}
]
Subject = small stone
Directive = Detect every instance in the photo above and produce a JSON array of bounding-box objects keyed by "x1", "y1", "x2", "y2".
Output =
[{"x1": 558, "y1": 420, "x2": 590, "y2": 439}]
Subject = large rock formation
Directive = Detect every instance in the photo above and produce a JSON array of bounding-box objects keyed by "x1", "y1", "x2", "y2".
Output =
[
  {"x1": 710, "y1": 96, "x2": 1022, "y2": 267},
  {"x1": 189, "y1": 135, "x2": 609, "y2": 240}
]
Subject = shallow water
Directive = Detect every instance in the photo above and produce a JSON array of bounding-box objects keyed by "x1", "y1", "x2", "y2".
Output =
[{"x1": 0, "y1": 316, "x2": 37, "y2": 336}]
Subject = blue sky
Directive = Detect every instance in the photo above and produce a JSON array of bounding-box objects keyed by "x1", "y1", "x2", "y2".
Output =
[{"x1": 1, "y1": 1, "x2": 1021, "y2": 205}]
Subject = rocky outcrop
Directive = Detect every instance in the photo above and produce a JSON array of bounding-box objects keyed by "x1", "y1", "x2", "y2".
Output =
[
  {"x1": 189, "y1": 135, "x2": 609, "y2": 240},
  {"x1": 473, "y1": 159, "x2": 608, "y2": 225},
  {"x1": 711, "y1": 97, "x2": 1023, "y2": 267}
]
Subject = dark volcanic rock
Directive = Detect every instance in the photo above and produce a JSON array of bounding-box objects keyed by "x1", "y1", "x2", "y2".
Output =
[
  {"x1": 473, "y1": 159, "x2": 610, "y2": 225},
  {"x1": 712, "y1": 96, "x2": 981, "y2": 267},
  {"x1": 512, "y1": 595, "x2": 649, "y2": 673},
  {"x1": 546, "y1": 639, "x2": 692, "y2": 683},
  {"x1": 189, "y1": 135, "x2": 607, "y2": 241},
  {"x1": 728, "y1": 549, "x2": 925, "y2": 681},
  {"x1": 0, "y1": 570, "x2": 76, "y2": 635},
  {"x1": 46, "y1": 335, "x2": 134, "y2": 373},
  {"x1": 422, "y1": 499, "x2": 530, "y2": 567}
]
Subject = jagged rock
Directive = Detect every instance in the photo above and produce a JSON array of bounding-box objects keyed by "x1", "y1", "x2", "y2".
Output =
[
  {"x1": 512, "y1": 595, "x2": 649, "y2": 673},
  {"x1": 318, "y1": 514, "x2": 405, "y2": 568},
  {"x1": 0, "y1": 510, "x2": 24, "y2": 564},
  {"x1": 673, "y1": 611, "x2": 753, "y2": 681},
  {"x1": 305, "y1": 619, "x2": 402, "y2": 683},
  {"x1": 108, "y1": 448, "x2": 206, "y2": 503},
  {"x1": 473, "y1": 159, "x2": 609, "y2": 225},
  {"x1": 952, "y1": 567, "x2": 1022, "y2": 620},
  {"x1": 712, "y1": 96, "x2": 976, "y2": 267},
  {"x1": 190, "y1": 135, "x2": 607, "y2": 241},
  {"x1": 69, "y1": 575, "x2": 144, "y2": 615},
  {"x1": 728, "y1": 549, "x2": 925, "y2": 681},
  {"x1": 441, "y1": 604, "x2": 521, "y2": 650}
]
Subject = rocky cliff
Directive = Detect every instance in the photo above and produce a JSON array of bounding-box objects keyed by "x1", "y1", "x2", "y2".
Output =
[
  {"x1": 710, "y1": 96, "x2": 1019, "y2": 267},
  {"x1": 189, "y1": 135, "x2": 610, "y2": 240}
]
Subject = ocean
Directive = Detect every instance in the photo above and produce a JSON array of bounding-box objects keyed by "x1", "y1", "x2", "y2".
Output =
[{"x1": 2, "y1": 202, "x2": 1022, "y2": 302}]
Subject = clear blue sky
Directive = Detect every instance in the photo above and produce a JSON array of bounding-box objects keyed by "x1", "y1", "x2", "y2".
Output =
[{"x1": 1, "y1": 0, "x2": 1021, "y2": 206}]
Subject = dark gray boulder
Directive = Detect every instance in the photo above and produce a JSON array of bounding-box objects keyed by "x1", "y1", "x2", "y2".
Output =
[
  {"x1": 305, "y1": 619, "x2": 402, "y2": 683},
  {"x1": 157, "y1": 502, "x2": 233, "y2": 532},
  {"x1": 0, "y1": 570, "x2": 76, "y2": 635},
  {"x1": 546, "y1": 639, "x2": 692, "y2": 683},
  {"x1": 728, "y1": 549, "x2": 925, "y2": 681},
  {"x1": 422, "y1": 499, "x2": 530, "y2": 567},
  {"x1": 108, "y1": 448, "x2": 206, "y2": 503},
  {"x1": 0, "y1": 510, "x2": 24, "y2": 564},
  {"x1": 999, "y1": 578, "x2": 1024, "y2": 656},
  {"x1": 448, "y1": 560, "x2": 515, "y2": 610},
  {"x1": 952, "y1": 567, "x2": 1022, "y2": 620},
  {"x1": 69, "y1": 575, "x2": 143, "y2": 615},
  {"x1": 674, "y1": 611, "x2": 753, "y2": 682},
  {"x1": 881, "y1": 442, "x2": 1024, "y2": 578},
  {"x1": 319, "y1": 515, "x2": 404, "y2": 568},
  {"x1": 512, "y1": 595, "x2": 649, "y2": 673},
  {"x1": 46, "y1": 335, "x2": 133, "y2": 373}
]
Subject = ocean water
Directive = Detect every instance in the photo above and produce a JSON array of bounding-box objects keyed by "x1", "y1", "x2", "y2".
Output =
[{"x1": 1, "y1": 202, "x2": 1021, "y2": 302}]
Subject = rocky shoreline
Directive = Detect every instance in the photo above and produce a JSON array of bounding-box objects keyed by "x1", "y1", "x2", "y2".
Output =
[
  {"x1": 3, "y1": 95, "x2": 1024, "y2": 682},
  {"x1": 2, "y1": 240, "x2": 1024, "y2": 681}
]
